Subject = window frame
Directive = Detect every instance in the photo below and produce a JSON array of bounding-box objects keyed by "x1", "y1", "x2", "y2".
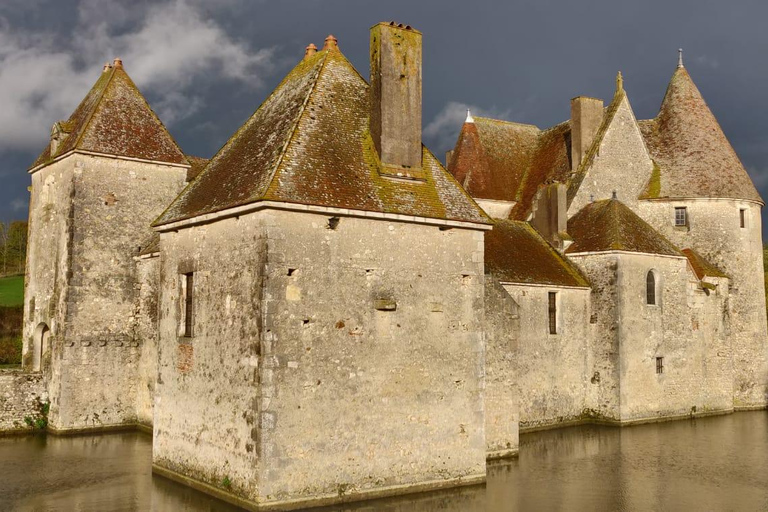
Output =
[
  {"x1": 674, "y1": 206, "x2": 687, "y2": 227},
  {"x1": 646, "y1": 270, "x2": 657, "y2": 306},
  {"x1": 740, "y1": 208, "x2": 746, "y2": 229},
  {"x1": 181, "y1": 272, "x2": 195, "y2": 338},
  {"x1": 656, "y1": 356, "x2": 664, "y2": 374},
  {"x1": 548, "y1": 291, "x2": 558, "y2": 335}
]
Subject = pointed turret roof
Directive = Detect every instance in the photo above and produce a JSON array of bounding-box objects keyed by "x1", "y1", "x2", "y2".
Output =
[
  {"x1": 31, "y1": 61, "x2": 187, "y2": 170},
  {"x1": 566, "y1": 199, "x2": 681, "y2": 256},
  {"x1": 639, "y1": 65, "x2": 761, "y2": 202},
  {"x1": 154, "y1": 47, "x2": 488, "y2": 227}
]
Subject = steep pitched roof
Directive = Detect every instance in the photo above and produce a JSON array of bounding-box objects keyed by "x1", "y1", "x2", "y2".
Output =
[
  {"x1": 566, "y1": 199, "x2": 681, "y2": 256},
  {"x1": 31, "y1": 64, "x2": 187, "y2": 169},
  {"x1": 448, "y1": 118, "x2": 540, "y2": 202},
  {"x1": 185, "y1": 155, "x2": 209, "y2": 182},
  {"x1": 682, "y1": 248, "x2": 728, "y2": 280},
  {"x1": 155, "y1": 49, "x2": 488, "y2": 227},
  {"x1": 485, "y1": 220, "x2": 589, "y2": 287},
  {"x1": 639, "y1": 66, "x2": 761, "y2": 202}
]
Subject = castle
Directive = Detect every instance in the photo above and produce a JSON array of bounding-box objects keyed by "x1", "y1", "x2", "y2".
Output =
[{"x1": 9, "y1": 21, "x2": 767, "y2": 511}]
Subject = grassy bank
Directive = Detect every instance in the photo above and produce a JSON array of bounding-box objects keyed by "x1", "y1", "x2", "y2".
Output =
[{"x1": 0, "y1": 276, "x2": 23, "y2": 367}]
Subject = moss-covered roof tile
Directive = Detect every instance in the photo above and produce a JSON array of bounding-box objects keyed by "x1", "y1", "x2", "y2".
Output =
[
  {"x1": 682, "y1": 248, "x2": 729, "y2": 280},
  {"x1": 485, "y1": 219, "x2": 590, "y2": 287}
]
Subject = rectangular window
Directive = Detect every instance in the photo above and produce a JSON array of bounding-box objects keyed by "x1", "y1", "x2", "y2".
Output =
[
  {"x1": 674, "y1": 207, "x2": 687, "y2": 227},
  {"x1": 740, "y1": 209, "x2": 746, "y2": 228},
  {"x1": 548, "y1": 292, "x2": 557, "y2": 335},
  {"x1": 182, "y1": 272, "x2": 194, "y2": 337},
  {"x1": 656, "y1": 356, "x2": 664, "y2": 374}
]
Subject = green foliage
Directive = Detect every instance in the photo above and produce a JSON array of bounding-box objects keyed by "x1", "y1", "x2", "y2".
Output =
[
  {"x1": 0, "y1": 276, "x2": 24, "y2": 307},
  {"x1": 0, "y1": 336, "x2": 22, "y2": 365},
  {"x1": 0, "y1": 221, "x2": 27, "y2": 277},
  {"x1": 24, "y1": 399, "x2": 49, "y2": 431},
  {"x1": 221, "y1": 476, "x2": 232, "y2": 489},
  {"x1": 0, "y1": 304, "x2": 23, "y2": 365}
]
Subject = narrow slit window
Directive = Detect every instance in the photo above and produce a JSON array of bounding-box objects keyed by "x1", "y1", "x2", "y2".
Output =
[
  {"x1": 183, "y1": 272, "x2": 194, "y2": 337},
  {"x1": 656, "y1": 357, "x2": 664, "y2": 374},
  {"x1": 646, "y1": 271, "x2": 656, "y2": 305},
  {"x1": 674, "y1": 207, "x2": 687, "y2": 227},
  {"x1": 740, "y1": 209, "x2": 746, "y2": 228},
  {"x1": 548, "y1": 292, "x2": 557, "y2": 335}
]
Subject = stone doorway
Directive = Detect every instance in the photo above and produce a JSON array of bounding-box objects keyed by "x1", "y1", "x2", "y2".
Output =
[{"x1": 32, "y1": 323, "x2": 49, "y2": 372}]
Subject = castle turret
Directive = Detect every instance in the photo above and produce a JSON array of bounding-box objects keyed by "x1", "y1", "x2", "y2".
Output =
[{"x1": 24, "y1": 60, "x2": 190, "y2": 432}]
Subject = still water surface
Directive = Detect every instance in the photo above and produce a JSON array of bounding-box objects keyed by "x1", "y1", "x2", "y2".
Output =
[{"x1": 2, "y1": 412, "x2": 768, "y2": 511}]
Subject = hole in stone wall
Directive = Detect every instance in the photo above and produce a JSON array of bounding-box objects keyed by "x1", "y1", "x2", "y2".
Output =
[
  {"x1": 303, "y1": 319, "x2": 310, "y2": 326},
  {"x1": 327, "y1": 217, "x2": 340, "y2": 230},
  {"x1": 287, "y1": 268, "x2": 297, "y2": 276}
]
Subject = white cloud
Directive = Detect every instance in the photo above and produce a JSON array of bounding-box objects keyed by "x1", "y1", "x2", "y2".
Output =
[
  {"x1": 10, "y1": 198, "x2": 27, "y2": 212},
  {"x1": 0, "y1": 0, "x2": 275, "y2": 152},
  {"x1": 423, "y1": 101, "x2": 514, "y2": 154}
]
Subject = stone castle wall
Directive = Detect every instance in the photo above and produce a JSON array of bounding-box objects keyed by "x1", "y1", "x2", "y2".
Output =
[
  {"x1": 638, "y1": 199, "x2": 767, "y2": 408},
  {"x1": 135, "y1": 254, "x2": 161, "y2": 428},
  {"x1": 0, "y1": 370, "x2": 47, "y2": 433},
  {"x1": 154, "y1": 208, "x2": 487, "y2": 508},
  {"x1": 25, "y1": 154, "x2": 186, "y2": 432}
]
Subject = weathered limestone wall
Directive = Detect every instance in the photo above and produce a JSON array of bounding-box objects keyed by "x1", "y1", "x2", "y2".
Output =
[
  {"x1": 638, "y1": 199, "x2": 767, "y2": 408},
  {"x1": 568, "y1": 95, "x2": 655, "y2": 216},
  {"x1": 614, "y1": 253, "x2": 732, "y2": 422},
  {"x1": 569, "y1": 254, "x2": 621, "y2": 421},
  {"x1": 26, "y1": 154, "x2": 187, "y2": 432},
  {"x1": 483, "y1": 276, "x2": 519, "y2": 457},
  {"x1": 154, "y1": 214, "x2": 265, "y2": 500},
  {"x1": 256, "y1": 210, "x2": 486, "y2": 506},
  {"x1": 503, "y1": 283, "x2": 591, "y2": 430},
  {"x1": 0, "y1": 370, "x2": 47, "y2": 433},
  {"x1": 135, "y1": 255, "x2": 160, "y2": 428},
  {"x1": 154, "y1": 209, "x2": 487, "y2": 508}
]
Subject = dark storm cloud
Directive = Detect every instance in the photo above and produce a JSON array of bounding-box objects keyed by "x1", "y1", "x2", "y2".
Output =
[{"x1": 2, "y1": 0, "x2": 767, "y2": 233}]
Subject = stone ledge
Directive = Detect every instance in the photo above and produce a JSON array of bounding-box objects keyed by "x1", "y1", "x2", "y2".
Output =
[
  {"x1": 153, "y1": 463, "x2": 486, "y2": 512},
  {"x1": 486, "y1": 447, "x2": 518, "y2": 460}
]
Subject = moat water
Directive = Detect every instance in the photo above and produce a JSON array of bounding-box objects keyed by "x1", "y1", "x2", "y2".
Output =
[{"x1": 2, "y1": 412, "x2": 768, "y2": 511}]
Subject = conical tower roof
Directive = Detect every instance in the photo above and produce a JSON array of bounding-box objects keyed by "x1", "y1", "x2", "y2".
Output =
[
  {"x1": 31, "y1": 61, "x2": 187, "y2": 169},
  {"x1": 155, "y1": 45, "x2": 487, "y2": 227},
  {"x1": 640, "y1": 64, "x2": 761, "y2": 202}
]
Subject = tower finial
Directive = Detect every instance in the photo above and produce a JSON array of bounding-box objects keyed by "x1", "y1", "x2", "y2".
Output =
[
  {"x1": 465, "y1": 109, "x2": 474, "y2": 123},
  {"x1": 678, "y1": 48, "x2": 684, "y2": 68},
  {"x1": 616, "y1": 71, "x2": 623, "y2": 92}
]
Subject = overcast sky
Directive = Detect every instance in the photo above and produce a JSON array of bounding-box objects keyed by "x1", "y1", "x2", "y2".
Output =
[{"x1": 2, "y1": 0, "x2": 767, "y2": 233}]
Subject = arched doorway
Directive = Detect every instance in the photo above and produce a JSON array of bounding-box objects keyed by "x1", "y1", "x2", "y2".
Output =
[{"x1": 32, "y1": 323, "x2": 49, "y2": 372}]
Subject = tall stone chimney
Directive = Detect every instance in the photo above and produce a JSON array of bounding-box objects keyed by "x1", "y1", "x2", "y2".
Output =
[
  {"x1": 370, "y1": 22, "x2": 422, "y2": 169},
  {"x1": 570, "y1": 96, "x2": 603, "y2": 171}
]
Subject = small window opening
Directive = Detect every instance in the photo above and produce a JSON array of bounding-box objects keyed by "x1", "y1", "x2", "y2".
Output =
[
  {"x1": 327, "y1": 217, "x2": 340, "y2": 230},
  {"x1": 674, "y1": 207, "x2": 687, "y2": 227},
  {"x1": 656, "y1": 357, "x2": 664, "y2": 374},
  {"x1": 740, "y1": 209, "x2": 746, "y2": 229},
  {"x1": 646, "y1": 271, "x2": 656, "y2": 305},
  {"x1": 287, "y1": 268, "x2": 297, "y2": 276},
  {"x1": 182, "y1": 273, "x2": 194, "y2": 337},
  {"x1": 548, "y1": 292, "x2": 557, "y2": 335}
]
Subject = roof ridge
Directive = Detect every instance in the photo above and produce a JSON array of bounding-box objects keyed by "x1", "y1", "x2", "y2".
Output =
[
  {"x1": 263, "y1": 50, "x2": 331, "y2": 196},
  {"x1": 520, "y1": 221, "x2": 589, "y2": 285},
  {"x1": 474, "y1": 117, "x2": 540, "y2": 130}
]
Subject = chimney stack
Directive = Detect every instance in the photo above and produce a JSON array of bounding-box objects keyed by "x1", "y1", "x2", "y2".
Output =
[
  {"x1": 304, "y1": 43, "x2": 318, "y2": 60},
  {"x1": 113, "y1": 58, "x2": 123, "y2": 69},
  {"x1": 323, "y1": 35, "x2": 338, "y2": 51},
  {"x1": 369, "y1": 22, "x2": 422, "y2": 169},
  {"x1": 570, "y1": 96, "x2": 603, "y2": 171}
]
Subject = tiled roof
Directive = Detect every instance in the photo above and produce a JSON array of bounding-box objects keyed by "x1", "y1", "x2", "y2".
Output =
[
  {"x1": 485, "y1": 219, "x2": 589, "y2": 287},
  {"x1": 138, "y1": 233, "x2": 160, "y2": 256},
  {"x1": 682, "y1": 248, "x2": 728, "y2": 280},
  {"x1": 449, "y1": 118, "x2": 539, "y2": 203},
  {"x1": 155, "y1": 49, "x2": 488, "y2": 227},
  {"x1": 31, "y1": 65, "x2": 187, "y2": 169},
  {"x1": 185, "y1": 155, "x2": 209, "y2": 182},
  {"x1": 566, "y1": 199, "x2": 681, "y2": 256},
  {"x1": 639, "y1": 66, "x2": 762, "y2": 203}
]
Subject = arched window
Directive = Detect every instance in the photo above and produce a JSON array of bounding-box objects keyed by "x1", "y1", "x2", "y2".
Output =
[{"x1": 646, "y1": 271, "x2": 656, "y2": 305}]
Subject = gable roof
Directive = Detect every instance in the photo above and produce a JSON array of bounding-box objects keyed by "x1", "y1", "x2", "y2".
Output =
[
  {"x1": 638, "y1": 66, "x2": 761, "y2": 203},
  {"x1": 31, "y1": 64, "x2": 187, "y2": 169},
  {"x1": 485, "y1": 219, "x2": 589, "y2": 287},
  {"x1": 566, "y1": 199, "x2": 681, "y2": 256},
  {"x1": 682, "y1": 248, "x2": 729, "y2": 280},
  {"x1": 155, "y1": 49, "x2": 488, "y2": 227}
]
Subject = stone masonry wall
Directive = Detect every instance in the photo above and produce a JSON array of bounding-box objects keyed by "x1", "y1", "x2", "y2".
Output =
[
  {"x1": 135, "y1": 255, "x2": 160, "y2": 428},
  {"x1": 0, "y1": 370, "x2": 47, "y2": 433},
  {"x1": 483, "y1": 276, "x2": 519, "y2": 457},
  {"x1": 638, "y1": 199, "x2": 767, "y2": 408},
  {"x1": 27, "y1": 154, "x2": 187, "y2": 432},
  {"x1": 154, "y1": 208, "x2": 487, "y2": 508},
  {"x1": 503, "y1": 283, "x2": 591, "y2": 430}
]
